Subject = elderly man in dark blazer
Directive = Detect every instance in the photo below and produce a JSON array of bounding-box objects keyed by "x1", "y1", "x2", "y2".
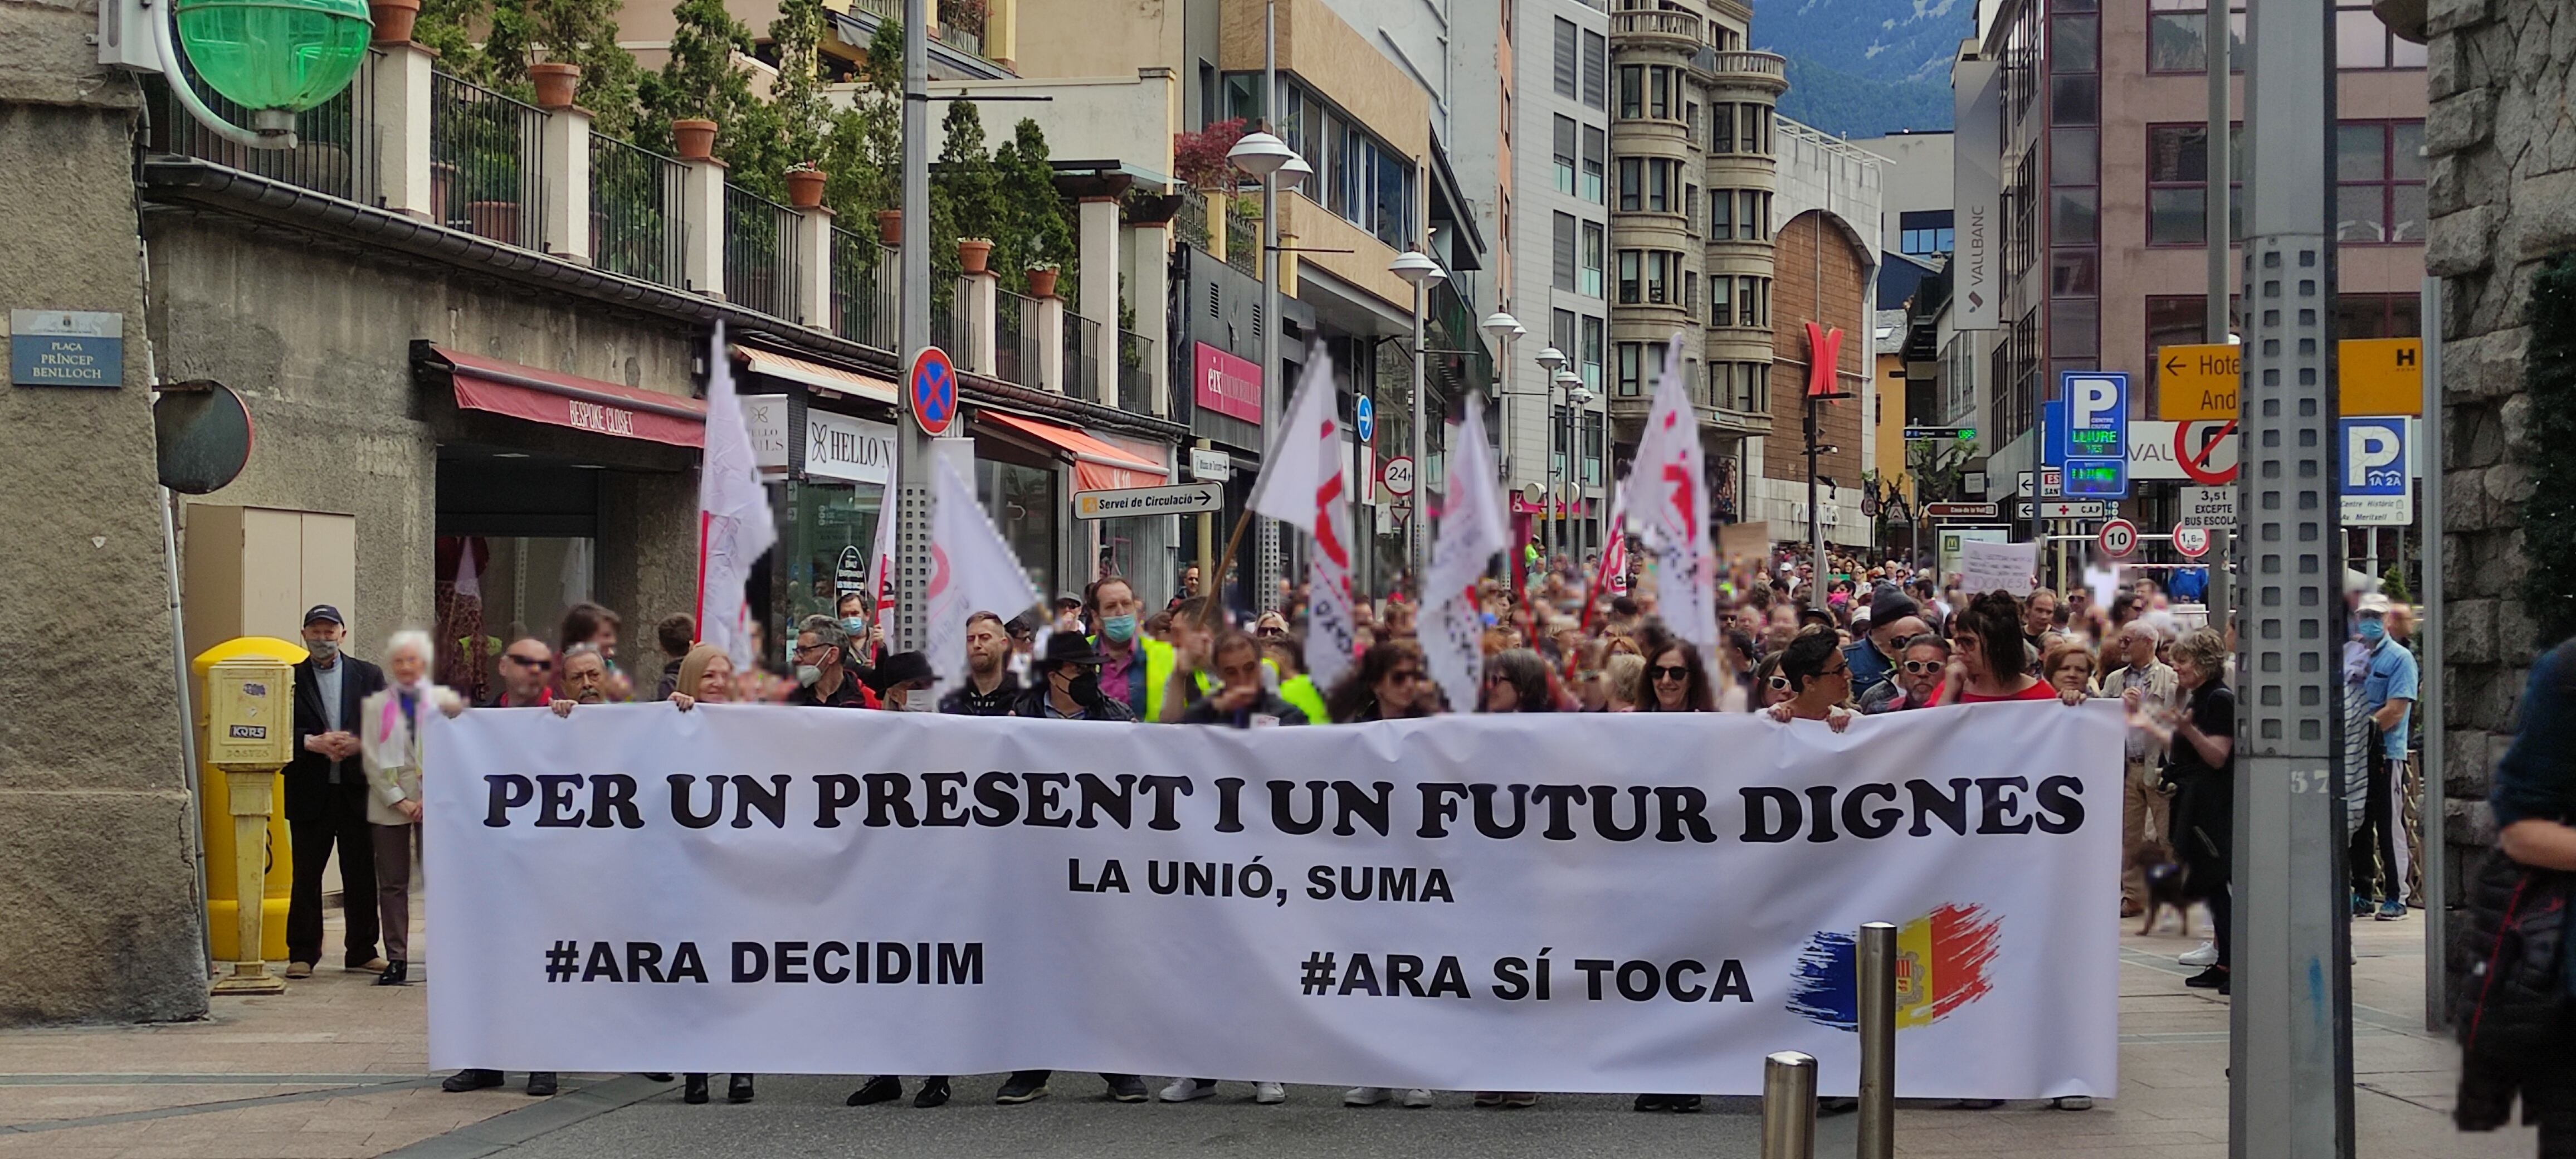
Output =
[{"x1": 285, "y1": 605, "x2": 389, "y2": 979}]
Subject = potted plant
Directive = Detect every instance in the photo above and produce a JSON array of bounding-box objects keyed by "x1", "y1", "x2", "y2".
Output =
[
  {"x1": 957, "y1": 237, "x2": 994, "y2": 274},
  {"x1": 784, "y1": 163, "x2": 826, "y2": 209},
  {"x1": 875, "y1": 208, "x2": 902, "y2": 246},
  {"x1": 1026, "y1": 263, "x2": 1059, "y2": 299},
  {"x1": 528, "y1": 61, "x2": 582, "y2": 109},
  {"x1": 369, "y1": 0, "x2": 419, "y2": 45},
  {"x1": 654, "y1": 0, "x2": 754, "y2": 162}
]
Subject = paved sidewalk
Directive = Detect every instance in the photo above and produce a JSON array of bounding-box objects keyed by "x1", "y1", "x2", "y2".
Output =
[{"x1": 0, "y1": 909, "x2": 2540, "y2": 1158}]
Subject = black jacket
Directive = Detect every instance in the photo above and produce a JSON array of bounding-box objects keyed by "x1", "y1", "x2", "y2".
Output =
[
  {"x1": 287, "y1": 655, "x2": 386, "y2": 821},
  {"x1": 1011, "y1": 684, "x2": 1138, "y2": 721},
  {"x1": 940, "y1": 673, "x2": 1022, "y2": 717}
]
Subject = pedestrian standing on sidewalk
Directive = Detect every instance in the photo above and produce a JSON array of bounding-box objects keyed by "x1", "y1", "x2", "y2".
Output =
[
  {"x1": 357, "y1": 630, "x2": 461, "y2": 992},
  {"x1": 2150, "y1": 629, "x2": 2235, "y2": 996},
  {"x1": 2098, "y1": 622, "x2": 2180, "y2": 921},
  {"x1": 2353, "y1": 595, "x2": 2419, "y2": 920},
  {"x1": 285, "y1": 605, "x2": 386, "y2": 980}
]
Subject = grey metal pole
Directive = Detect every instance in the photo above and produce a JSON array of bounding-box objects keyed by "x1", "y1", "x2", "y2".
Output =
[
  {"x1": 2232, "y1": 0, "x2": 2354, "y2": 1150},
  {"x1": 1546, "y1": 382, "x2": 1560, "y2": 572},
  {"x1": 2202, "y1": 0, "x2": 2234, "y2": 634},
  {"x1": 1255, "y1": 0, "x2": 1284, "y2": 615},
  {"x1": 2420, "y1": 274, "x2": 2448, "y2": 1029},
  {"x1": 1807, "y1": 396, "x2": 1824, "y2": 580},
  {"x1": 1762, "y1": 1051, "x2": 1818, "y2": 1159},
  {"x1": 1408, "y1": 283, "x2": 1427, "y2": 586},
  {"x1": 894, "y1": 0, "x2": 930, "y2": 655},
  {"x1": 1856, "y1": 921, "x2": 1896, "y2": 1159}
]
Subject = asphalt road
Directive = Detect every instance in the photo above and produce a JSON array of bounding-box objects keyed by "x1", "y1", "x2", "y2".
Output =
[{"x1": 437, "y1": 1075, "x2": 1866, "y2": 1158}]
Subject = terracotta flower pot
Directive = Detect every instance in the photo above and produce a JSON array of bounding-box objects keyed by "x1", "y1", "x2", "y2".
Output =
[
  {"x1": 368, "y1": 0, "x2": 419, "y2": 45},
  {"x1": 784, "y1": 168, "x2": 827, "y2": 209},
  {"x1": 671, "y1": 118, "x2": 718, "y2": 162},
  {"x1": 467, "y1": 201, "x2": 520, "y2": 245},
  {"x1": 528, "y1": 62, "x2": 580, "y2": 110},
  {"x1": 1026, "y1": 266, "x2": 1059, "y2": 298},
  {"x1": 875, "y1": 208, "x2": 902, "y2": 246},
  {"x1": 957, "y1": 237, "x2": 994, "y2": 274}
]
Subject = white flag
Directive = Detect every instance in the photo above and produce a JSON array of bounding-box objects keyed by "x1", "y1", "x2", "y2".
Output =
[
  {"x1": 868, "y1": 476, "x2": 898, "y2": 662},
  {"x1": 1593, "y1": 484, "x2": 1631, "y2": 598},
  {"x1": 1421, "y1": 395, "x2": 1506, "y2": 715},
  {"x1": 1245, "y1": 344, "x2": 1330, "y2": 534},
  {"x1": 694, "y1": 322, "x2": 778, "y2": 672},
  {"x1": 1297, "y1": 349, "x2": 1359, "y2": 690},
  {"x1": 927, "y1": 454, "x2": 1041, "y2": 697},
  {"x1": 1629, "y1": 333, "x2": 1720, "y2": 656}
]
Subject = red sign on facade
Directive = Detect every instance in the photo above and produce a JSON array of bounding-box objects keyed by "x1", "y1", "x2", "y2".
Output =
[
  {"x1": 1192, "y1": 342, "x2": 1263, "y2": 425},
  {"x1": 1804, "y1": 321, "x2": 1845, "y2": 398}
]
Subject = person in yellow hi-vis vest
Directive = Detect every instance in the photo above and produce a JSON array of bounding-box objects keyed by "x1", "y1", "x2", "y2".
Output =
[{"x1": 1085, "y1": 576, "x2": 1181, "y2": 721}]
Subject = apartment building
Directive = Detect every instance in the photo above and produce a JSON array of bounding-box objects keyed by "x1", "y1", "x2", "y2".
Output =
[{"x1": 1965, "y1": 0, "x2": 2426, "y2": 538}]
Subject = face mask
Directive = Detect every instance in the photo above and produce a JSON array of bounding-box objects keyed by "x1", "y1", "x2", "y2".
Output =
[
  {"x1": 1100, "y1": 614, "x2": 1138, "y2": 644},
  {"x1": 1065, "y1": 671, "x2": 1101, "y2": 704},
  {"x1": 306, "y1": 637, "x2": 339, "y2": 661},
  {"x1": 2357, "y1": 620, "x2": 2385, "y2": 645},
  {"x1": 796, "y1": 664, "x2": 823, "y2": 687},
  {"x1": 841, "y1": 617, "x2": 869, "y2": 637}
]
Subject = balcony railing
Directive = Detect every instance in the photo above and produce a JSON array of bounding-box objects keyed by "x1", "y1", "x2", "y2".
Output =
[
  {"x1": 1611, "y1": 9, "x2": 1701, "y2": 42},
  {"x1": 848, "y1": 0, "x2": 989, "y2": 59},
  {"x1": 1225, "y1": 211, "x2": 1260, "y2": 276},
  {"x1": 995, "y1": 290, "x2": 1040, "y2": 386},
  {"x1": 1118, "y1": 329, "x2": 1155, "y2": 415},
  {"x1": 1173, "y1": 193, "x2": 1211, "y2": 250},
  {"x1": 1065, "y1": 313, "x2": 1102, "y2": 403},
  {"x1": 589, "y1": 134, "x2": 685, "y2": 288},
  {"x1": 830, "y1": 230, "x2": 899, "y2": 353},
  {"x1": 431, "y1": 71, "x2": 545, "y2": 250},
  {"x1": 151, "y1": 49, "x2": 380, "y2": 203},
  {"x1": 724, "y1": 184, "x2": 801, "y2": 320},
  {"x1": 1699, "y1": 50, "x2": 1790, "y2": 81}
]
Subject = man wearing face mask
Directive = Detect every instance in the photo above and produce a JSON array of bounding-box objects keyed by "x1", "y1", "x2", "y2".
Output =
[
  {"x1": 789, "y1": 616, "x2": 877, "y2": 708},
  {"x1": 2351, "y1": 596, "x2": 2419, "y2": 921},
  {"x1": 285, "y1": 605, "x2": 387, "y2": 980},
  {"x1": 1086, "y1": 575, "x2": 1176, "y2": 720}
]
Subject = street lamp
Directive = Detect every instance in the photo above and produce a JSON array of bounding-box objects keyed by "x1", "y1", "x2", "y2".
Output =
[
  {"x1": 104, "y1": 0, "x2": 372, "y2": 148},
  {"x1": 1389, "y1": 249, "x2": 1445, "y2": 588},
  {"x1": 1226, "y1": 131, "x2": 1294, "y2": 179},
  {"x1": 1229, "y1": 33, "x2": 1293, "y2": 610},
  {"x1": 1554, "y1": 367, "x2": 1583, "y2": 569},
  {"x1": 1479, "y1": 311, "x2": 1519, "y2": 501},
  {"x1": 1275, "y1": 153, "x2": 1313, "y2": 193}
]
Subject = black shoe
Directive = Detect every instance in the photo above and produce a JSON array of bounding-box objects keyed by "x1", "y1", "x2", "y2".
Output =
[
  {"x1": 914, "y1": 1077, "x2": 951, "y2": 1108},
  {"x1": 526, "y1": 1072, "x2": 558, "y2": 1097},
  {"x1": 375, "y1": 961, "x2": 408, "y2": 986},
  {"x1": 847, "y1": 1075, "x2": 903, "y2": 1106},
  {"x1": 728, "y1": 1074, "x2": 755, "y2": 1103},
  {"x1": 1632, "y1": 1093, "x2": 1671, "y2": 1112},
  {"x1": 995, "y1": 1072, "x2": 1049, "y2": 1104},
  {"x1": 1954, "y1": 1099, "x2": 2004, "y2": 1110},
  {"x1": 684, "y1": 1074, "x2": 710, "y2": 1104},
  {"x1": 1819, "y1": 1097, "x2": 1860, "y2": 1116},
  {"x1": 441, "y1": 1069, "x2": 504, "y2": 1093},
  {"x1": 1669, "y1": 1094, "x2": 1703, "y2": 1113},
  {"x1": 643, "y1": 1074, "x2": 675, "y2": 1083},
  {"x1": 2185, "y1": 965, "x2": 2229, "y2": 990},
  {"x1": 1105, "y1": 1074, "x2": 1148, "y2": 1103}
]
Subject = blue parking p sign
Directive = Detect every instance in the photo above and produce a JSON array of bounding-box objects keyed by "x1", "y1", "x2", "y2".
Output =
[
  {"x1": 2341, "y1": 416, "x2": 2411, "y2": 525},
  {"x1": 2058, "y1": 371, "x2": 2129, "y2": 499}
]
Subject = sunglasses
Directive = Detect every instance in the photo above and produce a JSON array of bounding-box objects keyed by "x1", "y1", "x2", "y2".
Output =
[
  {"x1": 1900, "y1": 659, "x2": 1945, "y2": 674},
  {"x1": 1651, "y1": 664, "x2": 1690, "y2": 681},
  {"x1": 504, "y1": 654, "x2": 553, "y2": 670},
  {"x1": 1389, "y1": 669, "x2": 1426, "y2": 683}
]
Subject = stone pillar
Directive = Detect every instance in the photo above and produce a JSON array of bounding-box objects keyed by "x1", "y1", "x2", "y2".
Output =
[
  {"x1": 793, "y1": 206, "x2": 833, "y2": 329},
  {"x1": 1036, "y1": 293, "x2": 1066, "y2": 393},
  {"x1": 537, "y1": 102, "x2": 590, "y2": 264},
  {"x1": 680, "y1": 158, "x2": 728, "y2": 299},
  {"x1": 962, "y1": 270, "x2": 999, "y2": 376},
  {"x1": 370, "y1": 41, "x2": 436, "y2": 220},
  {"x1": 1125, "y1": 221, "x2": 1171, "y2": 415},
  {"x1": 1077, "y1": 196, "x2": 1120, "y2": 339}
]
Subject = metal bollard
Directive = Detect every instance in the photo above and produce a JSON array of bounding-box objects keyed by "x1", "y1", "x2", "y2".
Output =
[
  {"x1": 1857, "y1": 921, "x2": 1897, "y2": 1159},
  {"x1": 1762, "y1": 1051, "x2": 1818, "y2": 1159}
]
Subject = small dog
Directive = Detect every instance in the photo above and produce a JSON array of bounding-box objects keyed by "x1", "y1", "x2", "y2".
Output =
[{"x1": 2133, "y1": 842, "x2": 2192, "y2": 936}]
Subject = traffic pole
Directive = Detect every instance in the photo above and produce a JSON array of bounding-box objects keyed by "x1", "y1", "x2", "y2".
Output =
[
  {"x1": 1855, "y1": 921, "x2": 1897, "y2": 1159},
  {"x1": 2232, "y1": 0, "x2": 2355, "y2": 1151},
  {"x1": 2419, "y1": 274, "x2": 2447, "y2": 1028},
  {"x1": 892, "y1": 0, "x2": 930, "y2": 657}
]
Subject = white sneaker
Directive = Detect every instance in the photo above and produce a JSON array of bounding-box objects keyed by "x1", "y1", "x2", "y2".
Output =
[
  {"x1": 2178, "y1": 941, "x2": 2218, "y2": 967},
  {"x1": 1401, "y1": 1088, "x2": 1436, "y2": 1108},
  {"x1": 2053, "y1": 1095, "x2": 2094, "y2": 1111},
  {"x1": 1160, "y1": 1078, "x2": 1215, "y2": 1102},
  {"x1": 1255, "y1": 1082, "x2": 1287, "y2": 1104},
  {"x1": 1344, "y1": 1086, "x2": 1390, "y2": 1106}
]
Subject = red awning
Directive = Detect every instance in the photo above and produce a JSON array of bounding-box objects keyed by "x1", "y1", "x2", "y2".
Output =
[
  {"x1": 980, "y1": 411, "x2": 1165, "y2": 491},
  {"x1": 433, "y1": 345, "x2": 706, "y2": 448}
]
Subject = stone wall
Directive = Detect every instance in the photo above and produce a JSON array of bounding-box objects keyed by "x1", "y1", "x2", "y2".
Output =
[{"x1": 2422, "y1": 0, "x2": 2565, "y2": 893}]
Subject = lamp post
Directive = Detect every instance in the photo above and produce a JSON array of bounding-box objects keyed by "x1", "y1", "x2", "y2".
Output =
[
  {"x1": 1479, "y1": 310, "x2": 1519, "y2": 494},
  {"x1": 1227, "y1": 50, "x2": 1294, "y2": 611},
  {"x1": 1565, "y1": 377, "x2": 1596, "y2": 562},
  {"x1": 1533, "y1": 345, "x2": 1566, "y2": 571},
  {"x1": 103, "y1": 0, "x2": 373, "y2": 148},
  {"x1": 1555, "y1": 368, "x2": 1583, "y2": 569},
  {"x1": 1389, "y1": 249, "x2": 1443, "y2": 590}
]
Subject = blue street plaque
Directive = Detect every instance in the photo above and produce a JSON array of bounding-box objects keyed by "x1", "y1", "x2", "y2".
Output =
[{"x1": 11, "y1": 310, "x2": 124, "y2": 388}]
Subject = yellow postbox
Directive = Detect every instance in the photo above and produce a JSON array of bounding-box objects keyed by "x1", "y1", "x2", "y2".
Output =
[{"x1": 193, "y1": 637, "x2": 305, "y2": 994}]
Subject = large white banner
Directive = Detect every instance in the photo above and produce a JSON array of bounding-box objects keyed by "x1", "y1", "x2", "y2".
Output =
[{"x1": 426, "y1": 703, "x2": 2121, "y2": 1098}]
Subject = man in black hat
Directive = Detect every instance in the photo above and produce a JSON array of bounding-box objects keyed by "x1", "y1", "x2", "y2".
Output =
[
  {"x1": 861, "y1": 650, "x2": 936, "y2": 710},
  {"x1": 1011, "y1": 633, "x2": 1137, "y2": 722},
  {"x1": 285, "y1": 604, "x2": 388, "y2": 979},
  {"x1": 1841, "y1": 588, "x2": 1927, "y2": 702}
]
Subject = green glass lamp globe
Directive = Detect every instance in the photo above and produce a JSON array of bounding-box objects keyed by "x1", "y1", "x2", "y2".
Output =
[{"x1": 174, "y1": 0, "x2": 374, "y2": 113}]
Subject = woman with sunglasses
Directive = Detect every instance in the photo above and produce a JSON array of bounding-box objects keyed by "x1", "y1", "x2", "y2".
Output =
[
  {"x1": 1634, "y1": 626, "x2": 1716, "y2": 714},
  {"x1": 1751, "y1": 654, "x2": 1792, "y2": 710},
  {"x1": 1763, "y1": 625, "x2": 1856, "y2": 731},
  {"x1": 1324, "y1": 640, "x2": 1436, "y2": 722}
]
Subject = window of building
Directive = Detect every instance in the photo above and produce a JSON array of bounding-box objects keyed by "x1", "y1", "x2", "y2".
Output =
[
  {"x1": 1553, "y1": 17, "x2": 1580, "y2": 99},
  {"x1": 2051, "y1": 250, "x2": 2097, "y2": 296},
  {"x1": 1582, "y1": 30, "x2": 1608, "y2": 109},
  {"x1": 1711, "y1": 186, "x2": 1734, "y2": 236},
  {"x1": 1583, "y1": 412, "x2": 1604, "y2": 485},
  {"x1": 2146, "y1": 123, "x2": 2239, "y2": 246},
  {"x1": 1553, "y1": 212, "x2": 1577, "y2": 291},
  {"x1": 1710, "y1": 274, "x2": 1731, "y2": 327},
  {"x1": 2052, "y1": 189, "x2": 2098, "y2": 244},
  {"x1": 1553, "y1": 115, "x2": 1578, "y2": 195},
  {"x1": 2338, "y1": 0, "x2": 2427, "y2": 69},
  {"x1": 1649, "y1": 158, "x2": 1677, "y2": 211},
  {"x1": 1685, "y1": 101, "x2": 1699, "y2": 142},
  {"x1": 2051, "y1": 128, "x2": 2097, "y2": 186},
  {"x1": 1552, "y1": 403, "x2": 1569, "y2": 477},
  {"x1": 1737, "y1": 275, "x2": 1770, "y2": 327},
  {"x1": 1645, "y1": 251, "x2": 1675, "y2": 304},
  {"x1": 1618, "y1": 249, "x2": 1642, "y2": 304},
  {"x1": 1581, "y1": 221, "x2": 1605, "y2": 297},
  {"x1": 2338, "y1": 120, "x2": 2426, "y2": 245},
  {"x1": 1581, "y1": 125, "x2": 1607, "y2": 203},
  {"x1": 1740, "y1": 190, "x2": 1768, "y2": 240},
  {"x1": 2050, "y1": 298, "x2": 2099, "y2": 358},
  {"x1": 2337, "y1": 293, "x2": 2422, "y2": 338},
  {"x1": 1617, "y1": 157, "x2": 1643, "y2": 211},
  {"x1": 2147, "y1": 0, "x2": 2246, "y2": 74},
  {"x1": 1581, "y1": 315, "x2": 1604, "y2": 391},
  {"x1": 2051, "y1": 13, "x2": 2096, "y2": 73},
  {"x1": 1617, "y1": 341, "x2": 1642, "y2": 396},
  {"x1": 1251, "y1": 77, "x2": 1416, "y2": 247},
  {"x1": 1650, "y1": 67, "x2": 1671, "y2": 119},
  {"x1": 1712, "y1": 102, "x2": 1735, "y2": 153},
  {"x1": 1618, "y1": 65, "x2": 1643, "y2": 119},
  {"x1": 1552, "y1": 308, "x2": 1575, "y2": 362},
  {"x1": 1685, "y1": 184, "x2": 1699, "y2": 232},
  {"x1": 1684, "y1": 270, "x2": 1697, "y2": 311},
  {"x1": 1899, "y1": 210, "x2": 1955, "y2": 256}
]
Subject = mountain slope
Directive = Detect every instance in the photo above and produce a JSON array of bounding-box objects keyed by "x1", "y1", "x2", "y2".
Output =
[{"x1": 1753, "y1": 0, "x2": 1973, "y2": 137}]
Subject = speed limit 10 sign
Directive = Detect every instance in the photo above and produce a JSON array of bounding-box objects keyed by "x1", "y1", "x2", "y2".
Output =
[{"x1": 2098, "y1": 518, "x2": 2138, "y2": 558}]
